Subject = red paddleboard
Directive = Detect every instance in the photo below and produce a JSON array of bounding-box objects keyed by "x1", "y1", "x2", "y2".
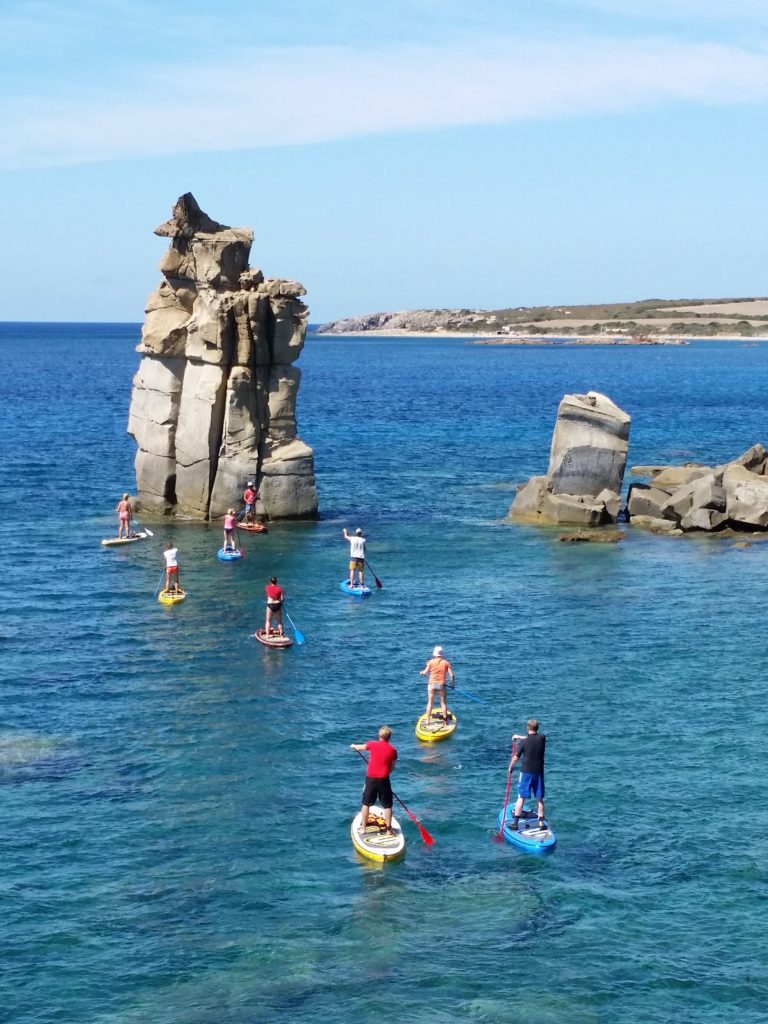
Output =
[
  {"x1": 254, "y1": 629, "x2": 293, "y2": 649},
  {"x1": 238, "y1": 522, "x2": 268, "y2": 533}
]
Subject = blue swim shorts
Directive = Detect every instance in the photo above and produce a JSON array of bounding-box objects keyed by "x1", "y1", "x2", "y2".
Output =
[{"x1": 517, "y1": 772, "x2": 545, "y2": 800}]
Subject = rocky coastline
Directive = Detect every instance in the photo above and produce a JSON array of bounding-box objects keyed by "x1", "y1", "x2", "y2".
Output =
[
  {"x1": 509, "y1": 391, "x2": 768, "y2": 537},
  {"x1": 318, "y1": 297, "x2": 768, "y2": 341}
]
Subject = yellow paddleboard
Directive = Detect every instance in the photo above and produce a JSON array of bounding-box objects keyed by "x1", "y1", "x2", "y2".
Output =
[
  {"x1": 350, "y1": 809, "x2": 405, "y2": 863},
  {"x1": 158, "y1": 588, "x2": 186, "y2": 605},
  {"x1": 415, "y1": 709, "x2": 458, "y2": 743}
]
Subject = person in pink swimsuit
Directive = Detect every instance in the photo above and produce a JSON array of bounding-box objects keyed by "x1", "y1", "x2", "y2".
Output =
[
  {"x1": 116, "y1": 493, "x2": 133, "y2": 539},
  {"x1": 223, "y1": 508, "x2": 237, "y2": 551}
]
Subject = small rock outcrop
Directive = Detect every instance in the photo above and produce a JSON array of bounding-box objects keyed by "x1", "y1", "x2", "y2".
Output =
[
  {"x1": 627, "y1": 444, "x2": 768, "y2": 533},
  {"x1": 510, "y1": 392, "x2": 631, "y2": 526},
  {"x1": 128, "y1": 194, "x2": 317, "y2": 520}
]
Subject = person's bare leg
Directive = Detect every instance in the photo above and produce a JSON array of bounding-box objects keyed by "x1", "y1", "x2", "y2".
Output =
[
  {"x1": 513, "y1": 796, "x2": 524, "y2": 817},
  {"x1": 276, "y1": 611, "x2": 283, "y2": 636},
  {"x1": 384, "y1": 806, "x2": 393, "y2": 833},
  {"x1": 439, "y1": 689, "x2": 449, "y2": 722},
  {"x1": 165, "y1": 570, "x2": 171, "y2": 593},
  {"x1": 359, "y1": 804, "x2": 370, "y2": 835},
  {"x1": 425, "y1": 690, "x2": 434, "y2": 723},
  {"x1": 537, "y1": 799, "x2": 545, "y2": 823}
]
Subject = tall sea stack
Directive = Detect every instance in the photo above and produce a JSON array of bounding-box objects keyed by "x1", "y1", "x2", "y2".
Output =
[{"x1": 127, "y1": 194, "x2": 317, "y2": 520}]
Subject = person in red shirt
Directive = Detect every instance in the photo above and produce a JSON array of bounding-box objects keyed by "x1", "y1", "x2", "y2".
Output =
[
  {"x1": 264, "y1": 576, "x2": 284, "y2": 636},
  {"x1": 350, "y1": 726, "x2": 398, "y2": 835},
  {"x1": 242, "y1": 482, "x2": 258, "y2": 523}
]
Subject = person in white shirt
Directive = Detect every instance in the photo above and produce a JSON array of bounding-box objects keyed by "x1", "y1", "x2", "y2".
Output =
[
  {"x1": 163, "y1": 543, "x2": 181, "y2": 594},
  {"x1": 342, "y1": 527, "x2": 366, "y2": 588}
]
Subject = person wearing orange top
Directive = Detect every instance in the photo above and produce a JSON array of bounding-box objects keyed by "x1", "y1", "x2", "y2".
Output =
[{"x1": 419, "y1": 645, "x2": 455, "y2": 723}]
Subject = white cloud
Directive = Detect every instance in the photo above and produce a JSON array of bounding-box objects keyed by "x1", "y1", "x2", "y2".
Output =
[{"x1": 2, "y1": 36, "x2": 768, "y2": 169}]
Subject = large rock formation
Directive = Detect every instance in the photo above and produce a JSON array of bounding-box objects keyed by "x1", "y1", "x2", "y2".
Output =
[
  {"x1": 128, "y1": 194, "x2": 317, "y2": 520},
  {"x1": 510, "y1": 392, "x2": 631, "y2": 526},
  {"x1": 627, "y1": 444, "x2": 768, "y2": 533}
]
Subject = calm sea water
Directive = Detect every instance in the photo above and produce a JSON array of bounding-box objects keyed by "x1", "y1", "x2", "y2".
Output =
[{"x1": 2, "y1": 323, "x2": 768, "y2": 1024}]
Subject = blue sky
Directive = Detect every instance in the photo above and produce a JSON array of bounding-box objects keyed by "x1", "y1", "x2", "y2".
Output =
[{"x1": 1, "y1": 0, "x2": 767, "y2": 322}]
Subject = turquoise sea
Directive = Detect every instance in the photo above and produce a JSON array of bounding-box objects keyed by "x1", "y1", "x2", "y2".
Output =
[{"x1": 2, "y1": 323, "x2": 768, "y2": 1024}]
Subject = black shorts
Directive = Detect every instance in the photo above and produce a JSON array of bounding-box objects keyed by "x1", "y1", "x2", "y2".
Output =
[{"x1": 362, "y1": 776, "x2": 393, "y2": 809}]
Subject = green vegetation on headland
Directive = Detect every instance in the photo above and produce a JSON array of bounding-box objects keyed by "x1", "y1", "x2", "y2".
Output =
[{"x1": 318, "y1": 297, "x2": 768, "y2": 339}]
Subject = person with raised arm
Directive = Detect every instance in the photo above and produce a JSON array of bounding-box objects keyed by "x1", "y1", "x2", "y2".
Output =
[{"x1": 342, "y1": 527, "x2": 366, "y2": 588}]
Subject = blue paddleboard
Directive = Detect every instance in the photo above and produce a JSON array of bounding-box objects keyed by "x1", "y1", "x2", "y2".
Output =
[
  {"x1": 339, "y1": 580, "x2": 372, "y2": 597},
  {"x1": 497, "y1": 806, "x2": 556, "y2": 856},
  {"x1": 217, "y1": 547, "x2": 243, "y2": 562}
]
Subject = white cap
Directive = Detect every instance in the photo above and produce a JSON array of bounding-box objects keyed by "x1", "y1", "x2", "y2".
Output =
[
  {"x1": 355, "y1": 527, "x2": 363, "y2": 535},
  {"x1": 433, "y1": 645, "x2": 443, "y2": 657},
  {"x1": 247, "y1": 481, "x2": 254, "y2": 486}
]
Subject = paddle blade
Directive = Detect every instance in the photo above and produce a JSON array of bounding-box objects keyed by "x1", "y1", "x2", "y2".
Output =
[
  {"x1": 374, "y1": 577, "x2": 383, "y2": 589},
  {"x1": 144, "y1": 528, "x2": 154, "y2": 537},
  {"x1": 293, "y1": 628, "x2": 305, "y2": 645},
  {"x1": 417, "y1": 822, "x2": 435, "y2": 846}
]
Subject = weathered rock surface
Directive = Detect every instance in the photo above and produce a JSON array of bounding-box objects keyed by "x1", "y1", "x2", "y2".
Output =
[
  {"x1": 128, "y1": 194, "x2": 318, "y2": 520},
  {"x1": 510, "y1": 392, "x2": 631, "y2": 526},
  {"x1": 559, "y1": 530, "x2": 624, "y2": 544},
  {"x1": 628, "y1": 445, "x2": 768, "y2": 534}
]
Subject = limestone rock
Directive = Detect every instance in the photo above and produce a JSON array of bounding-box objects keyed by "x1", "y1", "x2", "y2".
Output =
[
  {"x1": 627, "y1": 484, "x2": 670, "y2": 520},
  {"x1": 723, "y1": 464, "x2": 768, "y2": 527},
  {"x1": 258, "y1": 438, "x2": 318, "y2": 519},
  {"x1": 127, "y1": 194, "x2": 317, "y2": 520},
  {"x1": 629, "y1": 515, "x2": 683, "y2": 535},
  {"x1": 661, "y1": 481, "x2": 699, "y2": 521},
  {"x1": 510, "y1": 391, "x2": 630, "y2": 526},
  {"x1": 628, "y1": 448, "x2": 768, "y2": 535},
  {"x1": 680, "y1": 507, "x2": 728, "y2": 532},
  {"x1": 509, "y1": 476, "x2": 548, "y2": 520},
  {"x1": 730, "y1": 443, "x2": 768, "y2": 475},
  {"x1": 689, "y1": 474, "x2": 726, "y2": 513},
  {"x1": 650, "y1": 465, "x2": 709, "y2": 491},
  {"x1": 547, "y1": 391, "x2": 630, "y2": 497},
  {"x1": 559, "y1": 530, "x2": 624, "y2": 543},
  {"x1": 539, "y1": 491, "x2": 607, "y2": 527}
]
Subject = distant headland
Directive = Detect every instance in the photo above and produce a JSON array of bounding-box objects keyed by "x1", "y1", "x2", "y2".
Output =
[{"x1": 316, "y1": 297, "x2": 768, "y2": 343}]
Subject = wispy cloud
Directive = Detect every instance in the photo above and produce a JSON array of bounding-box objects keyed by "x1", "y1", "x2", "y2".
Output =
[{"x1": 2, "y1": 36, "x2": 768, "y2": 169}]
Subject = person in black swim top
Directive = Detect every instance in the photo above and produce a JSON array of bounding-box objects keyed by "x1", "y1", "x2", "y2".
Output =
[{"x1": 508, "y1": 718, "x2": 546, "y2": 831}]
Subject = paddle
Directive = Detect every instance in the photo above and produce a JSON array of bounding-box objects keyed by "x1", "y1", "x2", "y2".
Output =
[
  {"x1": 236, "y1": 505, "x2": 247, "y2": 521},
  {"x1": 132, "y1": 519, "x2": 153, "y2": 538},
  {"x1": 283, "y1": 608, "x2": 305, "y2": 645},
  {"x1": 153, "y1": 570, "x2": 165, "y2": 599},
  {"x1": 493, "y1": 740, "x2": 516, "y2": 843},
  {"x1": 354, "y1": 750, "x2": 434, "y2": 846},
  {"x1": 454, "y1": 686, "x2": 487, "y2": 705},
  {"x1": 364, "y1": 559, "x2": 383, "y2": 589}
]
